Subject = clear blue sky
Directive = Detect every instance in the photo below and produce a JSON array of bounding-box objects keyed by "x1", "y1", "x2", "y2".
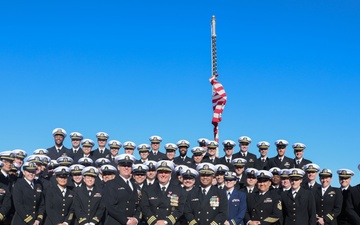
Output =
[{"x1": 1, "y1": 1, "x2": 359, "y2": 186}]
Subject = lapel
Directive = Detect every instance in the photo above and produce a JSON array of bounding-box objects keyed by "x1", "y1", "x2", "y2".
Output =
[
  {"x1": 287, "y1": 189, "x2": 295, "y2": 202},
  {"x1": 117, "y1": 176, "x2": 132, "y2": 194},
  {"x1": 254, "y1": 191, "x2": 268, "y2": 208}
]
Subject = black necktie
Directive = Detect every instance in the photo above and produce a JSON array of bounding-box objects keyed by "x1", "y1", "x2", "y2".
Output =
[
  {"x1": 202, "y1": 189, "x2": 206, "y2": 196},
  {"x1": 88, "y1": 190, "x2": 92, "y2": 196},
  {"x1": 154, "y1": 152, "x2": 157, "y2": 156},
  {"x1": 296, "y1": 160, "x2": 300, "y2": 165},
  {"x1": 100, "y1": 150, "x2": 103, "y2": 154},
  {"x1": 227, "y1": 191, "x2": 231, "y2": 199},
  {"x1": 309, "y1": 185, "x2": 313, "y2": 189},
  {"x1": 30, "y1": 182, "x2": 34, "y2": 189},
  {"x1": 249, "y1": 189, "x2": 252, "y2": 193},
  {"x1": 227, "y1": 159, "x2": 230, "y2": 163},
  {"x1": 62, "y1": 190, "x2": 66, "y2": 197},
  {"x1": 242, "y1": 153, "x2": 246, "y2": 157},
  {"x1": 293, "y1": 191, "x2": 297, "y2": 198},
  {"x1": 262, "y1": 158, "x2": 265, "y2": 163}
]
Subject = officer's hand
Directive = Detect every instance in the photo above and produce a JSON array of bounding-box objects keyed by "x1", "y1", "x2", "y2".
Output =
[
  {"x1": 155, "y1": 220, "x2": 167, "y2": 225},
  {"x1": 33, "y1": 220, "x2": 40, "y2": 225},
  {"x1": 126, "y1": 217, "x2": 138, "y2": 225},
  {"x1": 316, "y1": 217, "x2": 325, "y2": 225},
  {"x1": 224, "y1": 220, "x2": 230, "y2": 225},
  {"x1": 248, "y1": 220, "x2": 261, "y2": 225}
]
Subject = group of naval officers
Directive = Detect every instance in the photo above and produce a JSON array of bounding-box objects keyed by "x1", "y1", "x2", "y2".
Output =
[{"x1": 0, "y1": 128, "x2": 359, "y2": 225}]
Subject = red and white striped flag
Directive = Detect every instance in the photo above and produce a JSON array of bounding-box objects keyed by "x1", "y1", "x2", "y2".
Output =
[{"x1": 210, "y1": 74, "x2": 227, "y2": 142}]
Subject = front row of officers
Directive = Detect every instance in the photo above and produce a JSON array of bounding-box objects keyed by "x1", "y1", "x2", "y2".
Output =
[{"x1": 0, "y1": 151, "x2": 360, "y2": 225}]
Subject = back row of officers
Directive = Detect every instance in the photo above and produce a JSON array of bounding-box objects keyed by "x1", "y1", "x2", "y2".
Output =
[{"x1": 0, "y1": 128, "x2": 358, "y2": 225}]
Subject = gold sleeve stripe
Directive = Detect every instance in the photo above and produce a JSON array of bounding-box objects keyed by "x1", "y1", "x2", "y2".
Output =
[
  {"x1": 326, "y1": 214, "x2": 334, "y2": 221},
  {"x1": 0, "y1": 214, "x2": 3, "y2": 220},
  {"x1": 210, "y1": 221, "x2": 218, "y2": 225},
  {"x1": 24, "y1": 215, "x2": 33, "y2": 223},
  {"x1": 189, "y1": 219, "x2": 197, "y2": 225},
  {"x1": 147, "y1": 216, "x2": 156, "y2": 225},
  {"x1": 264, "y1": 217, "x2": 279, "y2": 223},
  {"x1": 167, "y1": 215, "x2": 176, "y2": 224},
  {"x1": 78, "y1": 218, "x2": 87, "y2": 223},
  {"x1": 37, "y1": 215, "x2": 44, "y2": 220},
  {"x1": 231, "y1": 219, "x2": 236, "y2": 225},
  {"x1": 92, "y1": 217, "x2": 99, "y2": 222}
]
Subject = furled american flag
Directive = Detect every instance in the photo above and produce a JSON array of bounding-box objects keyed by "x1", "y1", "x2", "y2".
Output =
[{"x1": 210, "y1": 74, "x2": 227, "y2": 142}]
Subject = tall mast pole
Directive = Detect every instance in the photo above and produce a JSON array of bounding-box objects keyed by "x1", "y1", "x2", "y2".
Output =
[{"x1": 211, "y1": 15, "x2": 219, "y2": 157}]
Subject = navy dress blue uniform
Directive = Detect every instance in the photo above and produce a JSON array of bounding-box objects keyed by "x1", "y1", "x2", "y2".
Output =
[
  {"x1": 227, "y1": 188, "x2": 246, "y2": 225},
  {"x1": 268, "y1": 156, "x2": 294, "y2": 169},
  {"x1": 102, "y1": 176, "x2": 140, "y2": 225},
  {"x1": 281, "y1": 188, "x2": 316, "y2": 225},
  {"x1": 148, "y1": 151, "x2": 166, "y2": 162},
  {"x1": 293, "y1": 158, "x2": 312, "y2": 169},
  {"x1": 232, "y1": 152, "x2": 257, "y2": 169},
  {"x1": 338, "y1": 187, "x2": 351, "y2": 225},
  {"x1": 91, "y1": 148, "x2": 110, "y2": 161},
  {"x1": 11, "y1": 178, "x2": 45, "y2": 225},
  {"x1": 174, "y1": 156, "x2": 193, "y2": 167},
  {"x1": 44, "y1": 186, "x2": 75, "y2": 225},
  {"x1": 219, "y1": 157, "x2": 235, "y2": 172},
  {"x1": 47, "y1": 146, "x2": 70, "y2": 160},
  {"x1": 73, "y1": 185, "x2": 105, "y2": 225},
  {"x1": 0, "y1": 184, "x2": 11, "y2": 222},
  {"x1": 184, "y1": 186, "x2": 228, "y2": 225},
  {"x1": 254, "y1": 157, "x2": 270, "y2": 170},
  {"x1": 140, "y1": 183, "x2": 187, "y2": 225},
  {"x1": 244, "y1": 190, "x2": 283, "y2": 225},
  {"x1": 314, "y1": 186, "x2": 343, "y2": 225},
  {"x1": 345, "y1": 184, "x2": 360, "y2": 225}
]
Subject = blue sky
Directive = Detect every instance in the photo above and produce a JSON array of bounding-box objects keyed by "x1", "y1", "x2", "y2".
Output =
[{"x1": 1, "y1": 1, "x2": 359, "y2": 186}]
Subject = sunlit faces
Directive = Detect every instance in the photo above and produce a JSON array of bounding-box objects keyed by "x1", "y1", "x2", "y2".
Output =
[
  {"x1": 151, "y1": 142, "x2": 160, "y2": 151},
  {"x1": 225, "y1": 179, "x2": 237, "y2": 189},
  {"x1": 23, "y1": 170, "x2": 36, "y2": 181},
  {"x1": 200, "y1": 174, "x2": 213, "y2": 188},
  {"x1": 193, "y1": 155, "x2": 203, "y2": 164},
  {"x1": 240, "y1": 143, "x2": 249, "y2": 152},
  {"x1": 157, "y1": 170, "x2": 171, "y2": 185},
  {"x1": 223, "y1": 147, "x2": 234, "y2": 157},
  {"x1": 56, "y1": 176, "x2": 69, "y2": 188},
  {"x1": 54, "y1": 134, "x2": 65, "y2": 146},
  {"x1": 110, "y1": 148, "x2": 119, "y2": 157},
  {"x1": 306, "y1": 171, "x2": 318, "y2": 182},
  {"x1": 118, "y1": 164, "x2": 132, "y2": 179},
  {"x1": 281, "y1": 177, "x2": 291, "y2": 189},
  {"x1": 125, "y1": 148, "x2": 134, "y2": 155},
  {"x1": 207, "y1": 148, "x2": 217, "y2": 157},
  {"x1": 166, "y1": 151, "x2": 176, "y2": 160},
  {"x1": 215, "y1": 173, "x2": 225, "y2": 185},
  {"x1": 83, "y1": 175, "x2": 96, "y2": 188},
  {"x1": 234, "y1": 166, "x2": 245, "y2": 176},
  {"x1": 290, "y1": 178, "x2": 302, "y2": 189},
  {"x1": 178, "y1": 147, "x2": 188, "y2": 157},
  {"x1": 71, "y1": 139, "x2": 81, "y2": 148},
  {"x1": 276, "y1": 146, "x2": 286, "y2": 157},
  {"x1": 97, "y1": 139, "x2": 107, "y2": 148},
  {"x1": 14, "y1": 157, "x2": 24, "y2": 167},
  {"x1": 133, "y1": 173, "x2": 146, "y2": 185},
  {"x1": 140, "y1": 151, "x2": 149, "y2": 160},
  {"x1": 271, "y1": 175, "x2": 281, "y2": 186},
  {"x1": 82, "y1": 146, "x2": 92, "y2": 155},
  {"x1": 259, "y1": 149, "x2": 268, "y2": 157},
  {"x1": 1, "y1": 159, "x2": 13, "y2": 172},
  {"x1": 182, "y1": 177, "x2": 195, "y2": 189},
  {"x1": 257, "y1": 179, "x2": 271, "y2": 193},
  {"x1": 146, "y1": 170, "x2": 157, "y2": 180},
  {"x1": 339, "y1": 177, "x2": 351, "y2": 188},
  {"x1": 72, "y1": 174, "x2": 83, "y2": 184},
  {"x1": 320, "y1": 176, "x2": 332, "y2": 188},
  {"x1": 103, "y1": 174, "x2": 116, "y2": 182},
  {"x1": 246, "y1": 176, "x2": 257, "y2": 187},
  {"x1": 294, "y1": 150, "x2": 304, "y2": 159}
]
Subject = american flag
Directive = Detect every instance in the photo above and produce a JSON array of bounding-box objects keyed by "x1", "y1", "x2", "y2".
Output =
[{"x1": 210, "y1": 74, "x2": 227, "y2": 142}]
